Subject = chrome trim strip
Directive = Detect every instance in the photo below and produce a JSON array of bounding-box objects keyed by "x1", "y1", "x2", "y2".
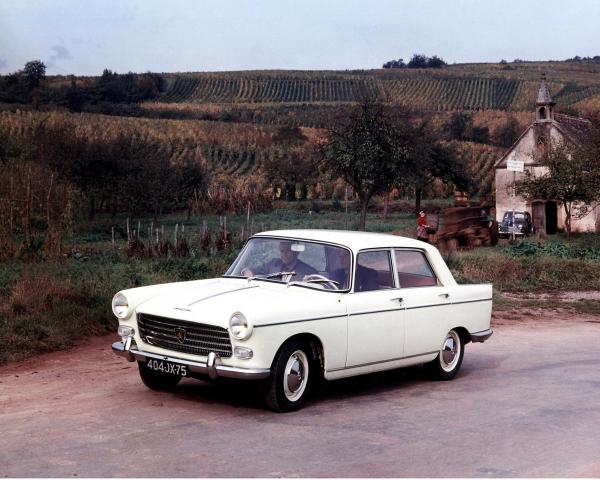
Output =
[
  {"x1": 254, "y1": 313, "x2": 348, "y2": 328},
  {"x1": 453, "y1": 298, "x2": 493, "y2": 305},
  {"x1": 327, "y1": 351, "x2": 439, "y2": 372},
  {"x1": 111, "y1": 342, "x2": 270, "y2": 379},
  {"x1": 405, "y1": 302, "x2": 447, "y2": 310},
  {"x1": 255, "y1": 298, "x2": 492, "y2": 328},
  {"x1": 349, "y1": 307, "x2": 404, "y2": 316},
  {"x1": 470, "y1": 328, "x2": 493, "y2": 343}
]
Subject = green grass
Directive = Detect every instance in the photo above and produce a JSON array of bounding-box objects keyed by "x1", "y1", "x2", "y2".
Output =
[
  {"x1": 0, "y1": 255, "x2": 234, "y2": 365},
  {"x1": 447, "y1": 248, "x2": 600, "y2": 291}
]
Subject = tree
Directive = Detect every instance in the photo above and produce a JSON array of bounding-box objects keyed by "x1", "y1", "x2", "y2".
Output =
[
  {"x1": 515, "y1": 138, "x2": 600, "y2": 237},
  {"x1": 444, "y1": 112, "x2": 472, "y2": 141},
  {"x1": 397, "y1": 121, "x2": 471, "y2": 214},
  {"x1": 426, "y1": 55, "x2": 446, "y2": 68},
  {"x1": 382, "y1": 58, "x2": 405, "y2": 69},
  {"x1": 443, "y1": 112, "x2": 489, "y2": 144},
  {"x1": 22, "y1": 60, "x2": 46, "y2": 89},
  {"x1": 320, "y1": 99, "x2": 410, "y2": 230},
  {"x1": 407, "y1": 54, "x2": 428, "y2": 68},
  {"x1": 494, "y1": 115, "x2": 521, "y2": 148}
]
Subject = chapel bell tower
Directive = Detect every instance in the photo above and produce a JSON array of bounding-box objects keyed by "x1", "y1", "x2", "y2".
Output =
[{"x1": 535, "y1": 74, "x2": 555, "y2": 123}]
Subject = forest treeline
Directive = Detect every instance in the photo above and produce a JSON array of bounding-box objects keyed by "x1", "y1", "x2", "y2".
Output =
[{"x1": 0, "y1": 60, "x2": 161, "y2": 109}]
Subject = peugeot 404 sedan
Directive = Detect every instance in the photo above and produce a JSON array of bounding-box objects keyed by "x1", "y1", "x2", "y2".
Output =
[{"x1": 112, "y1": 230, "x2": 493, "y2": 411}]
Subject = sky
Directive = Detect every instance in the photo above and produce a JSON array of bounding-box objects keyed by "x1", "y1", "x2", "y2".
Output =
[{"x1": 1, "y1": 0, "x2": 600, "y2": 75}]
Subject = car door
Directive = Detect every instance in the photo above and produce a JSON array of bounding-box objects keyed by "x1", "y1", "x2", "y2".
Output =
[
  {"x1": 394, "y1": 249, "x2": 452, "y2": 358},
  {"x1": 346, "y1": 249, "x2": 405, "y2": 368}
]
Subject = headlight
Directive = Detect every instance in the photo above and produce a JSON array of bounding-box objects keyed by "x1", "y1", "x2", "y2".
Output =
[
  {"x1": 112, "y1": 292, "x2": 130, "y2": 319},
  {"x1": 229, "y1": 312, "x2": 252, "y2": 340}
]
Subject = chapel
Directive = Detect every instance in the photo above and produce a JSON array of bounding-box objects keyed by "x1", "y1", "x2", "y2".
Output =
[{"x1": 494, "y1": 77, "x2": 599, "y2": 233}]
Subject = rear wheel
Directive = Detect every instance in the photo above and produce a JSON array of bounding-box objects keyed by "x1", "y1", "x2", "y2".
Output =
[
  {"x1": 425, "y1": 329, "x2": 465, "y2": 380},
  {"x1": 138, "y1": 361, "x2": 182, "y2": 391},
  {"x1": 264, "y1": 340, "x2": 316, "y2": 412}
]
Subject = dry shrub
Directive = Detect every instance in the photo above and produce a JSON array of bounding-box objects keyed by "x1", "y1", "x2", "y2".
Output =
[
  {"x1": 7, "y1": 274, "x2": 74, "y2": 315},
  {"x1": 195, "y1": 174, "x2": 272, "y2": 215}
]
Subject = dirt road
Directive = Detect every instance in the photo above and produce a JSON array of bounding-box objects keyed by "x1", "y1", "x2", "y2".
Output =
[{"x1": 1, "y1": 309, "x2": 600, "y2": 477}]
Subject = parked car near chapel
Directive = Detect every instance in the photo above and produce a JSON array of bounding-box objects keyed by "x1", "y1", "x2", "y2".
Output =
[
  {"x1": 112, "y1": 230, "x2": 493, "y2": 412},
  {"x1": 498, "y1": 210, "x2": 533, "y2": 237}
]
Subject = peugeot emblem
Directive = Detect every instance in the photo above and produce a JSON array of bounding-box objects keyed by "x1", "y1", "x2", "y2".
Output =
[{"x1": 174, "y1": 327, "x2": 186, "y2": 343}]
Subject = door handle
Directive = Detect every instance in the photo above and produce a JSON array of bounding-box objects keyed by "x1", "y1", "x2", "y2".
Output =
[
  {"x1": 390, "y1": 297, "x2": 404, "y2": 303},
  {"x1": 438, "y1": 293, "x2": 450, "y2": 298}
]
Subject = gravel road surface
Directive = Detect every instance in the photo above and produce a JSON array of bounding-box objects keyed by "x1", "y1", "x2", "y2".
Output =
[{"x1": 1, "y1": 310, "x2": 599, "y2": 477}]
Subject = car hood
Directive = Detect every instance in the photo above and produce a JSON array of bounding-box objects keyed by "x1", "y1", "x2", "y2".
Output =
[{"x1": 134, "y1": 278, "x2": 346, "y2": 329}]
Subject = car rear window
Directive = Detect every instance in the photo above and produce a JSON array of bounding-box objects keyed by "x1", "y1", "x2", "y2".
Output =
[{"x1": 394, "y1": 250, "x2": 437, "y2": 288}]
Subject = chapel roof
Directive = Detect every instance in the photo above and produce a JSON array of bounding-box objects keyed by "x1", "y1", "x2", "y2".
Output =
[{"x1": 536, "y1": 79, "x2": 555, "y2": 105}]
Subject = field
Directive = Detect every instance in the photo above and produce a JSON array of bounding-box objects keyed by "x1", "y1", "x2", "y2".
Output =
[{"x1": 151, "y1": 62, "x2": 600, "y2": 112}]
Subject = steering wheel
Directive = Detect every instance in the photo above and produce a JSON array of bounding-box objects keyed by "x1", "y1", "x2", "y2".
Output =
[{"x1": 302, "y1": 273, "x2": 340, "y2": 290}]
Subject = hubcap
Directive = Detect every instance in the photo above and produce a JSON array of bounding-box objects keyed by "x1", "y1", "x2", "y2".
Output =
[
  {"x1": 440, "y1": 331, "x2": 460, "y2": 372},
  {"x1": 283, "y1": 350, "x2": 309, "y2": 401}
]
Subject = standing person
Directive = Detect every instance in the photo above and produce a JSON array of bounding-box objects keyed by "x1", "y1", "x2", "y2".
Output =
[{"x1": 416, "y1": 210, "x2": 429, "y2": 242}]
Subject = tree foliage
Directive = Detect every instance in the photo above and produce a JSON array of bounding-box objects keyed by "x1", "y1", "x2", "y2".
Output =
[
  {"x1": 320, "y1": 99, "x2": 412, "y2": 229},
  {"x1": 22, "y1": 60, "x2": 46, "y2": 88},
  {"x1": 399, "y1": 122, "x2": 471, "y2": 214},
  {"x1": 0, "y1": 61, "x2": 160, "y2": 108},
  {"x1": 383, "y1": 54, "x2": 447, "y2": 69},
  {"x1": 444, "y1": 112, "x2": 489, "y2": 144},
  {"x1": 493, "y1": 115, "x2": 521, "y2": 148}
]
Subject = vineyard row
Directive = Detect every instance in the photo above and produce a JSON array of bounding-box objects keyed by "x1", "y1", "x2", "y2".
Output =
[{"x1": 158, "y1": 76, "x2": 599, "y2": 111}]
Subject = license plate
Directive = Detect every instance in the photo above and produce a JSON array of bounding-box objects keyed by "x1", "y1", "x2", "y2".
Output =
[{"x1": 146, "y1": 358, "x2": 187, "y2": 377}]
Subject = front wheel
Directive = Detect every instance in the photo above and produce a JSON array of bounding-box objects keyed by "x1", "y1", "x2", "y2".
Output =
[
  {"x1": 138, "y1": 361, "x2": 182, "y2": 391},
  {"x1": 263, "y1": 340, "x2": 316, "y2": 412},
  {"x1": 425, "y1": 329, "x2": 465, "y2": 380}
]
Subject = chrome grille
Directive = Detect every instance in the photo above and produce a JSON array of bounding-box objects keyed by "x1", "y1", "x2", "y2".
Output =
[{"x1": 137, "y1": 313, "x2": 232, "y2": 358}]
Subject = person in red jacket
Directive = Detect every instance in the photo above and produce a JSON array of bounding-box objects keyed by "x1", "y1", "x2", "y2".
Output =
[{"x1": 416, "y1": 210, "x2": 429, "y2": 242}]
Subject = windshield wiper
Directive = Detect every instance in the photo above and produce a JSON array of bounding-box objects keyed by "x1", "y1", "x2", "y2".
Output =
[
  {"x1": 247, "y1": 271, "x2": 296, "y2": 282},
  {"x1": 288, "y1": 277, "x2": 339, "y2": 288}
]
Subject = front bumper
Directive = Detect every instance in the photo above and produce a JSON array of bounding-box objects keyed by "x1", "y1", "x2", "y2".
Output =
[
  {"x1": 112, "y1": 340, "x2": 271, "y2": 380},
  {"x1": 470, "y1": 329, "x2": 493, "y2": 343}
]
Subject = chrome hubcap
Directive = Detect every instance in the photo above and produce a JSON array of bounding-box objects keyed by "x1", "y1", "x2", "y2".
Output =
[
  {"x1": 442, "y1": 337, "x2": 456, "y2": 364},
  {"x1": 440, "y1": 331, "x2": 460, "y2": 372},
  {"x1": 284, "y1": 350, "x2": 309, "y2": 401}
]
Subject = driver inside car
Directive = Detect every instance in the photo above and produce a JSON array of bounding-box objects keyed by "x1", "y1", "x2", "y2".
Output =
[{"x1": 241, "y1": 241, "x2": 317, "y2": 281}]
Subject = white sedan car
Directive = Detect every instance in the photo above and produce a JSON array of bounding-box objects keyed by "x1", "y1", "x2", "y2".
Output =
[{"x1": 112, "y1": 230, "x2": 493, "y2": 412}]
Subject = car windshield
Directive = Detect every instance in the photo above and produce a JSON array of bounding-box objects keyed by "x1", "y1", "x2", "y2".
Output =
[
  {"x1": 224, "y1": 237, "x2": 352, "y2": 289},
  {"x1": 503, "y1": 212, "x2": 526, "y2": 221}
]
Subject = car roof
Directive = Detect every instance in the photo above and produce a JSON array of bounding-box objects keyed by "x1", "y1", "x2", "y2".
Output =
[
  {"x1": 503, "y1": 211, "x2": 529, "y2": 216},
  {"x1": 254, "y1": 229, "x2": 435, "y2": 253}
]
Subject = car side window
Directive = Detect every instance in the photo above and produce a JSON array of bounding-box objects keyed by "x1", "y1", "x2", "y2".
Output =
[
  {"x1": 355, "y1": 250, "x2": 394, "y2": 292},
  {"x1": 394, "y1": 250, "x2": 438, "y2": 288}
]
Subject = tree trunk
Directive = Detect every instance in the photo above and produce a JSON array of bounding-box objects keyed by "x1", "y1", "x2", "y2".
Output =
[
  {"x1": 563, "y1": 202, "x2": 571, "y2": 239},
  {"x1": 357, "y1": 191, "x2": 373, "y2": 231},
  {"x1": 415, "y1": 187, "x2": 422, "y2": 217},
  {"x1": 284, "y1": 183, "x2": 296, "y2": 202},
  {"x1": 88, "y1": 195, "x2": 96, "y2": 220},
  {"x1": 382, "y1": 190, "x2": 390, "y2": 220},
  {"x1": 358, "y1": 200, "x2": 368, "y2": 231},
  {"x1": 23, "y1": 166, "x2": 32, "y2": 249},
  {"x1": 45, "y1": 173, "x2": 57, "y2": 258}
]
